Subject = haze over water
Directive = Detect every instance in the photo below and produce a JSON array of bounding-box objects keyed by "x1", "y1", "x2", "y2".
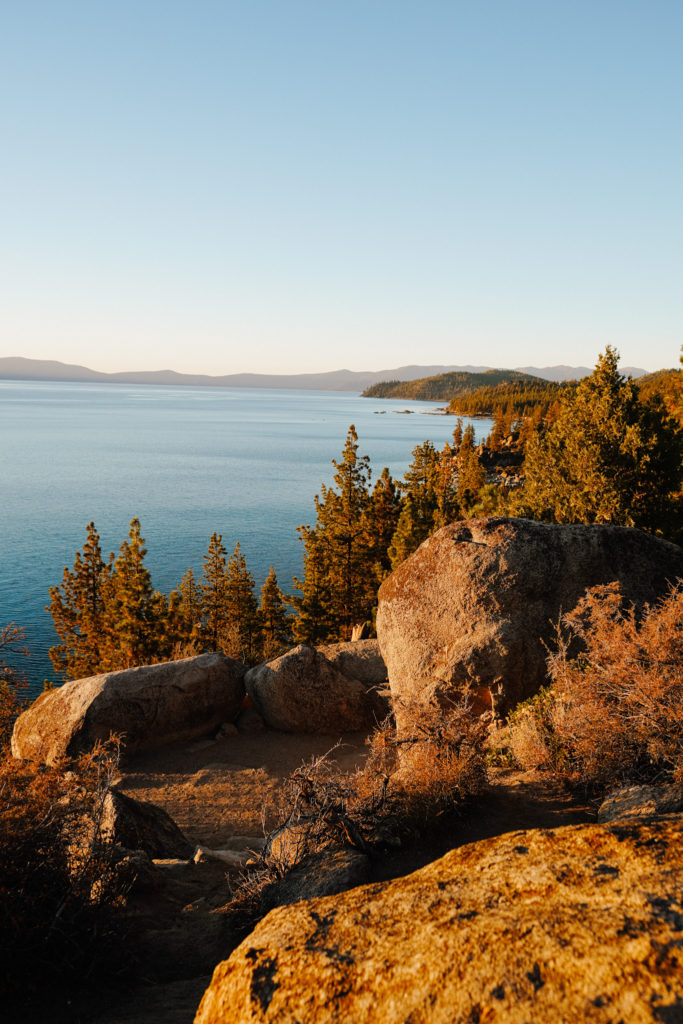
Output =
[{"x1": 1, "y1": 380, "x2": 492, "y2": 691}]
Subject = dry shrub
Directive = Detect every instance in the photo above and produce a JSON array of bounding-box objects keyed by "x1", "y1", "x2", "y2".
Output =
[
  {"x1": 243, "y1": 693, "x2": 488, "y2": 897},
  {"x1": 0, "y1": 623, "x2": 29, "y2": 747},
  {"x1": 506, "y1": 686, "x2": 567, "y2": 773},
  {"x1": 389, "y1": 695, "x2": 489, "y2": 824},
  {"x1": 0, "y1": 713, "x2": 130, "y2": 1013},
  {"x1": 508, "y1": 582, "x2": 683, "y2": 791}
]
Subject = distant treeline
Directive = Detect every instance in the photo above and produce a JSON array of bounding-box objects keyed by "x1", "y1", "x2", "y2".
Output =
[
  {"x1": 361, "y1": 369, "x2": 541, "y2": 401},
  {"x1": 449, "y1": 379, "x2": 571, "y2": 420}
]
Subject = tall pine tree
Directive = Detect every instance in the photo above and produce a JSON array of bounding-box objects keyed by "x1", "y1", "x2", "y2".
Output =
[
  {"x1": 100, "y1": 518, "x2": 169, "y2": 670},
  {"x1": 259, "y1": 566, "x2": 292, "y2": 661},
  {"x1": 225, "y1": 542, "x2": 262, "y2": 664},
  {"x1": 294, "y1": 425, "x2": 375, "y2": 642},
  {"x1": 200, "y1": 533, "x2": 230, "y2": 651},
  {"x1": 47, "y1": 521, "x2": 110, "y2": 680}
]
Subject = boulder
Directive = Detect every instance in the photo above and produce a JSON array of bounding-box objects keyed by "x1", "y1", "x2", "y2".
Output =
[
  {"x1": 12, "y1": 653, "x2": 245, "y2": 764},
  {"x1": 260, "y1": 848, "x2": 371, "y2": 911},
  {"x1": 316, "y1": 639, "x2": 390, "y2": 719},
  {"x1": 376, "y1": 517, "x2": 683, "y2": 724},
  {"x1": 598, "y1": 783, "x2": 683, "y2": 823},
  {"x1": 195, "y1": 815, "x2": 683, "y2": 1024},
  {"x1": 100, "y1": 789, "x2": 194, "y2": 859},
  {"x1": 316, "y1": 639, "x2": 386, "y2": 686},
  {"x1": 244, "y1": 645, "x2": 377, "y2": 733}
]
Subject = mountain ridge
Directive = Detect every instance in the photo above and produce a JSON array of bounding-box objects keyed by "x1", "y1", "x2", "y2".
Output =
[{"x1": 0, "y1": 356, "x2": 648, "y2": 392}]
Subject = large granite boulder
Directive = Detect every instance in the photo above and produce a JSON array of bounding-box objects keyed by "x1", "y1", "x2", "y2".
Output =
[
  {"x1": 12, "y1": 653, "x2": 245, "y2": 764},
  {"x1": 245, "y1": 645, "x2": 377, "y2": 733},
  {"x1": 376, "y1": 517, "x2": 683, "y2": 724},
  {"x1": 195, "y1": 815, "x2": 683, "y2": 1023}
]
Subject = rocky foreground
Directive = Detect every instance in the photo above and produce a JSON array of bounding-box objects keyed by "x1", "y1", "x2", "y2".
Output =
[
  {"x1": 9, "y1": 517, "x2": 683, "y2": 1022},
  {"x1": 196, "y1": 810, "x2": 683, "y2": 1024}
]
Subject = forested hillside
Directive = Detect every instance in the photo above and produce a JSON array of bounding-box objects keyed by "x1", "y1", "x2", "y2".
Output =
[
  {"x1": 448, "y1": 378, "x2": 570, "y2": 418},
  {"x1": 361, "y1": 369, "x2": 541, "y2": 401}
]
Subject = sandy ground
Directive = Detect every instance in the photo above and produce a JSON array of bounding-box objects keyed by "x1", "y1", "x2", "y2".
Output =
[
  {"x1": 117, "y1": 727, "x2": 372, "y2": 848},
  {"x1": 77, "y1": 729, "x2": 593, "y2": 1024}
]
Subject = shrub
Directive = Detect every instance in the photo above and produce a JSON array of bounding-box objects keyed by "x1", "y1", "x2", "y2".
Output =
[
  {"x1": 0, "y1": 623, "x2": 29, "y2": 747},
  {"x1": 234, "y1": 694, "x2": 489, "y2": 918},
  {"x1": 507, "y1": 582, "x2": 683, "y2": 791},
  {"x1": 0, "y1": 654, "x2": 129, "y2": 1017}
]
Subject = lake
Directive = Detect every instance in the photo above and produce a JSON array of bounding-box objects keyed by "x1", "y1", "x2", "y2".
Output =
[{"x1": 0, "y1": 380, "x2": 492, "y2": 692}]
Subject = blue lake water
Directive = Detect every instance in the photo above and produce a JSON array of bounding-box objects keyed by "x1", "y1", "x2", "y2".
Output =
[{"x1": 0, "y1": 380, "x2": 492, "y2": 692}]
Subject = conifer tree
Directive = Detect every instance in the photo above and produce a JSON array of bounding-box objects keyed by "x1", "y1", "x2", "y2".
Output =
[
  {"x1": 200, "y1": 532, "x2": 230, "y2": 650},
  {"x1": 294, "y1": 425, "x2": 374, "y2": 642},
  {"x1": 456, "y1": 426, "x2": 486, "y2": 511},
  {"x1": 259, "y1": 567, "x2": 292, "y2": 661},
  {"x1": 364, "y1": 467, "x2": 402, "y2": 585},
  {"x1": 176, "y1": 566, "x2": 204, "y2": 644},
  {"x1": 514, "y1": 347, "x2": 683, "y2": 539},
  {"x1": 433, "y1": 442, "x2": 460, "y2": 530},
  {"x1": 225, "y1": 542, "x2": 262, "y2": 664},
  {"x1": 292, "y1": 525, "x2": 331, "y2": 644},
  {"x1": 388, "y1": 493, "x2": 425, "y2": 568},
  {"x1": 47, "y1": 521, "x2": 110, "y2": 680},
  {"x1": 388, "y1": 440, "x2": 445, "y2": 567},
  {"x1": 100, "y1": 518, "x2": 168, "y2": 670}
]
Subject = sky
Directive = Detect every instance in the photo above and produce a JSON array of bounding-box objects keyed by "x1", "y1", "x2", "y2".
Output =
[{"x1": 2, "y1": 1, "x2": 681, "y2": 375}]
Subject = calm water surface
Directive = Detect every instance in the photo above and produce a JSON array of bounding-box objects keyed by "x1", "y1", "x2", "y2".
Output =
[{"x1": 0, "y1": 380, "x2": 492, "y2": 690}]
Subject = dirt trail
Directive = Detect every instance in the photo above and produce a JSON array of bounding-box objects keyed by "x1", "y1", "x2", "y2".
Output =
[{"x1": 87, "y1": 736, "x2": 594, "y2": 1024}]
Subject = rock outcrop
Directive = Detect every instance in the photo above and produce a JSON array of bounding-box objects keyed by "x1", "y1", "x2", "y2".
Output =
[
  {"x1": 244, "y1": 645, "x2": 378, "y2": 733},
  {"x1": 12, "y1": 653, "x2": 245, "y2": 764},
  {"x1": 100, "y1": 789, "x2": 194, "y2": 859},
  {"x1": 195, "y1": 815, "x2": 683, "y2": 1024},
  {"x1": 376, "y1": 517, "x2": 683, "y2": 723}
]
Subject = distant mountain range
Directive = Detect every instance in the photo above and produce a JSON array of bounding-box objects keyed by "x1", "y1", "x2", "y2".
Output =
[{"x1": 0, "y1": 356, "x2": 648, "y2": 391}]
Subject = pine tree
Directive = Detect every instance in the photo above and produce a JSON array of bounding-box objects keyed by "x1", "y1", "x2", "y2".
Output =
[
  {"x1": 224, "y1": 542, "x2": 262, "y2": 664},
  {"x1": 100, "y1": 518, "x2": 169, "y2": 671},
  {"x1": 259, "y1": 567, "x2": 292, "y2": 661},
  {"x1": 292, "y1": 524, "x2": 334, "y2": 644},
  {"x1": 293, "y1": 425, "x2": 374, "y2": 642},
  {"x1": 433, "y1": 442, "x2": 460, "y2": 530},
  {"x1": 364, "y1": 467, "x2": 402, "y2": 586},
  {"x1": 47, "y1": 521, "x2": 110, "y2": 680},
  {"x1": 199, "y1": 533, "x2": 230, "y2": 650},
  {"x1": 456, "y1": 426, "x2": 486, "y2": 511},
  {"x1": 514, "y1": 347, "x2": 683, "y2": 539},
  {"x1": 387, "y1": 440, "x2": 444, "y2": 567},
  {"x1": 388, "y1": 493, "x2": 425, "y2": 568},
  {"x1": 176, "y1": 566, "x2": 204, "y2": 645}
]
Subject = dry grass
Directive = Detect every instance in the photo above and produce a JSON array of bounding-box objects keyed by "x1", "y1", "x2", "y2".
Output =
[{"x1": 508, "y1": 582, "x2": 683, "y2": 791}]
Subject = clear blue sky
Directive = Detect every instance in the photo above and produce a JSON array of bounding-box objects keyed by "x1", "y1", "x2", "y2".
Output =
[{"x1": 2, "y1": 1, "x2": 681, "y2": 374}]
